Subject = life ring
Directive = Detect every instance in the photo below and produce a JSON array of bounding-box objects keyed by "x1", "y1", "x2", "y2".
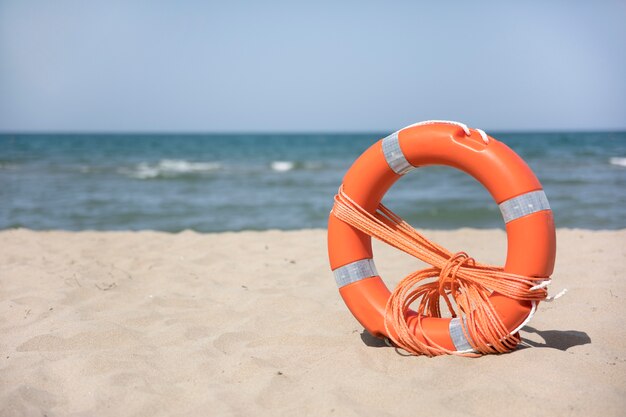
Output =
[{"x1": 327, "y1": 120, "x2": 556, "y2": 352}]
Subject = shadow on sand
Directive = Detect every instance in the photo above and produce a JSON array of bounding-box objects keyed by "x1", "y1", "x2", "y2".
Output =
[
  {"x1": 360, "y1": 326, "x2": 592, "y2": 352},
  {"x1": 520, "y1": 325, "x2": 591, "y2": 351},
  {"x1": 360, "y1": 331, "x2": 388, "y2": 348}
]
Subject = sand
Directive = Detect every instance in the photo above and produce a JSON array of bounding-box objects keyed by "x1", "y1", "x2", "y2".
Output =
[{"x1": 0, "y1": 228, "x2": 624, "y2": 416}]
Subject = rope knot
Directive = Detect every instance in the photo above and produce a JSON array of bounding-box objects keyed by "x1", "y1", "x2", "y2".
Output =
[{"x1": 437, "y1": 251, "x2": 475, "y2": 296}]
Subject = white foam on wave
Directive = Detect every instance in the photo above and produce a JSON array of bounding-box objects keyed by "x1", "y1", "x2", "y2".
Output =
[
  {"x1": 271, "y1": 161, "x2": 294, "y2": 172},
  {"x1": 121, "y1": 159, "x2": 221, "y2": 179},
  {"x1": 609, "y1": 157, "x2": 626, "y2": 167}
]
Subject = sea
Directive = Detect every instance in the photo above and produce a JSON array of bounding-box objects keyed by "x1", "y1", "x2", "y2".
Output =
[{"x1": 1, "y1": 131, "x2": 625, "y2": 232}]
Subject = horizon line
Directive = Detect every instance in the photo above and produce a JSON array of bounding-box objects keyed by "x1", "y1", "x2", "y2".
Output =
[{"x1": 1, "y1": 128, "x2": 626, "y2": 136}]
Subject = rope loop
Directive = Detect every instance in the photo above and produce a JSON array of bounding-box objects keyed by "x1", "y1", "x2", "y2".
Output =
[{"x1": 332, "y1": 185, "x2": 559, "y2": 356}]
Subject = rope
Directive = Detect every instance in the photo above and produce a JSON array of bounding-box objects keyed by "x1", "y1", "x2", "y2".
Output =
[
  {"x1": 332, "y1": 186, "x2": 555, "y2": 357},
  {"x1": 398, "y1": 120, "x2": 489, "y2": 144}
]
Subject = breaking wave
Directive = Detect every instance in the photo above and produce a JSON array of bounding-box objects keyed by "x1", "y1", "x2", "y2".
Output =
[
  {"x1": 270, "y1": 161, "x2": 325, "y2": 172},
  {"x1": 609, "y1": 157, "x2": 626, "y2": 167},
  {"x1": 271, "y1": 161, "x2": 295, "y2": 172},
  {"x1": 120, "y1": 159, "x2": 221, "y2": 179}
]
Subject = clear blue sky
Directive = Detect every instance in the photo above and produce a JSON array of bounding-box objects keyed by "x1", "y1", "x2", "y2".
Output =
[{"x1": 1, "y1": 1, "x2": 624, "y2": 132}]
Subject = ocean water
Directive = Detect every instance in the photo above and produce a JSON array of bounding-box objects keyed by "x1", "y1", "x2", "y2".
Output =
[{"x1": 1, "y1": 131, "x2": 625, "y2": 232}]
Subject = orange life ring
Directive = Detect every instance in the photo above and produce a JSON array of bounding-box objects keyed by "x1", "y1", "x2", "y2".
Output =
[{"x1": 327, "y1": 120, "x2": 556, "y2": 352}]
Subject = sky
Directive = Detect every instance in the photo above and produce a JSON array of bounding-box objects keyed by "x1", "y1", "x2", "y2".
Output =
[{"x1": 0, "y1": 1, "x2": 625, "y2": 132}]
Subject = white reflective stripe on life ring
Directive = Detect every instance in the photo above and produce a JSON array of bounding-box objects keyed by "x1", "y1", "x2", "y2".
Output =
[
  {"x1": 382, "y1": 131, "x2": 414, "y2": 175},
  {"x1": 499, "y1": 190, "x2": 551, "y2": 223},
  {"x1": 333, "y1": 258, "x2": 378, "y2": 288}
]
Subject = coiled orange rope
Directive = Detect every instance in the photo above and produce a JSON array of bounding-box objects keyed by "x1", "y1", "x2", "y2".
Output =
[{"x1": 332, "y1": 186, "x2": 550, "y2": 357}]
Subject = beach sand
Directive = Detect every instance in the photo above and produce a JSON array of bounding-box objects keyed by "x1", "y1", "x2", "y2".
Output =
[{"x1": 1, "y1": 228, "x2": 624, "y2": 416}]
